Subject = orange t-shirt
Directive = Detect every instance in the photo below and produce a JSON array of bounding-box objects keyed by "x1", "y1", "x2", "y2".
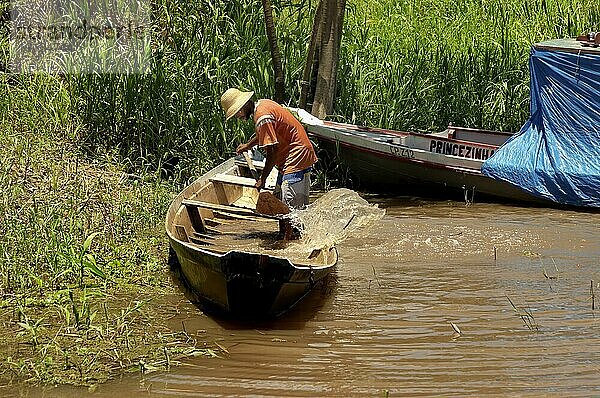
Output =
[{"x1": 253, "y1": 99, "x2": 317, "y2": 174}]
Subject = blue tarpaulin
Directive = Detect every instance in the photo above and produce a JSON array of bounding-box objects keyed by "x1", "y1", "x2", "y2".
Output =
[{"x1": 482, "y1": 40, "x2": 600, "y2": 208}]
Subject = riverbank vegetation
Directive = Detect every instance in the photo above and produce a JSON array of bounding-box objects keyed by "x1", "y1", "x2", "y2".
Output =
[
  {"x1": 1, "y1": 0, "x2": 598, "y2": 387},
  {"x1": 0, "y1": 75, "x2": 216, "y2": 386}
]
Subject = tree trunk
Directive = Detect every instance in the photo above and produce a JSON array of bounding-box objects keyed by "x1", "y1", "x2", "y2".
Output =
[
  {"x1": 311, "y1": 0, "x2": 346, "y2": 119},
  {"x1": 261, "y1": 0, "x2": 286, "y2": 103},
  {"x1": 298, "y1": 0, "x2": 324, "y2": 110}
]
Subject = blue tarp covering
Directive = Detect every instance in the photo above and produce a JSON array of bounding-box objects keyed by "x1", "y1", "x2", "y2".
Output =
[{"x1": 482, "y1": 43, "x2": 600, "y2": 207}]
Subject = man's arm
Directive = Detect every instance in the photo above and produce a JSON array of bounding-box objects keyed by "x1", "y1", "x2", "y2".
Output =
[
  {"x1": 256, "y1": 144, "x2": 278, "y2": 191},
  {"x1": 236, "y1": 135, "x2": 258, "y2": 155}
]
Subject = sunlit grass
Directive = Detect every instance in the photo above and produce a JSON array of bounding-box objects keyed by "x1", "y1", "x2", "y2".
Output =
[
  {"x1": 67, "y1": 0, "x2": 306, "y2": 181},
  {"x1": 0, "y1": 75, "x2": 214, "y2": 385},
  {"x1": 337, "y1": 0, "x2": 599, "y2": 132}
]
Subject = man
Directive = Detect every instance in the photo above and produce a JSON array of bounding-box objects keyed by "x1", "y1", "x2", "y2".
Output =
[{"x1": 220, "y1": 88, "x2": 317, "y2": 209}]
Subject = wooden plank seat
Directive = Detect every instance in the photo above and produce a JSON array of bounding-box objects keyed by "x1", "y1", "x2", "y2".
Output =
[
  {"x1": 234, "y1": 158, "x2": 265, "y2": 169},
  {"x1": 209, "y1": 174, "x2": 258, "y2": 188},
  {"x1": 181, "y1": 199, "x2": 281, "y2": 220},
  {"x1": 211, "y1": 170, "x2": 276, "y2": 193}
]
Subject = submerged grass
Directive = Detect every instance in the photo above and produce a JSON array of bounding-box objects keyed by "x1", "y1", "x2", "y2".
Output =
[
  {"x1": 0, "y1": 0, "x2": 598, "y2": 387},
  {"x1": 506, "y1": 295, "x2": 540, "y2": 332}
]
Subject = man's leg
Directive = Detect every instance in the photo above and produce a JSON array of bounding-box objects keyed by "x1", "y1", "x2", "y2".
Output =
[{"x1": 281, "y1": 172, "x2": 310, "y2": 209}]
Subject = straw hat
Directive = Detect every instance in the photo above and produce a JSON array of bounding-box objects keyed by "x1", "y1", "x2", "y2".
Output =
[{"x1": 221, "y1": 88, "x2": 254, "y2": 120}]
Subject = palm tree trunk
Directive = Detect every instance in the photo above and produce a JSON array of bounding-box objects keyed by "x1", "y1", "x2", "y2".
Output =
[
  {"x1": 298, "y1": 0, "x2": 324, "y2": 110},
  {"x1": 261, "y1": 0, "x2": 286, "y2": 103},
  {"x1": 311, "y1": 0, "x2": 346, "y2": 118}
]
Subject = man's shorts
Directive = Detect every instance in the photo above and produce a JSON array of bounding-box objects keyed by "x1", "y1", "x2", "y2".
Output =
[{"x1": 274, "y1": 168, "x2": 311, "y2": 209}]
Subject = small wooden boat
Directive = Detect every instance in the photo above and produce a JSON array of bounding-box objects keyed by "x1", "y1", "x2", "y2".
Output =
[
  {"x1": 294, "y1": 109, "x2": 550, "y2": 205},
  {"x1": 165, "y1": 154, "x2": 338, "y2": 317}
]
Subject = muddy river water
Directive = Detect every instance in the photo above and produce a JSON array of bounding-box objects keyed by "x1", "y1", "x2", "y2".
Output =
[{"x1": 14, "y1": 197, "x2": 600, "y2": 397}]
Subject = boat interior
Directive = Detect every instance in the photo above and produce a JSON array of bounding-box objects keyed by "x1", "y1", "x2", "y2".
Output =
[
  {"x1": 168, "y1": 156, "x2": 335, "y2": 267},
  {"x1": 319, "y1": 120, "x2": 512, "y2": 147}
]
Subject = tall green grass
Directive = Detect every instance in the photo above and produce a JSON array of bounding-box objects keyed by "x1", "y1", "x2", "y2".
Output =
[
  {"x1": 337, "y1": 0, "x2": 600, "y2": 132},
  {"x1": 68, "y1": 0, "x2": 312, "y2": 181},
  {"x1": 0, "y1": 73, "x2": 215, "y2": 385}
]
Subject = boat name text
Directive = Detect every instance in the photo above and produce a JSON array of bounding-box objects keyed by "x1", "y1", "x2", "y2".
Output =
[
  {"x1": 429, "y1": 140, "x2": 495, "y2": 160},
  {"x1": 390, "y1": 146, "x2": 415, "y2": 159}
]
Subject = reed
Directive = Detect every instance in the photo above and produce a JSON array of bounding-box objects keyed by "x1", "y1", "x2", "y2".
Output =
[
  {"x1": 66, "y1": 0, "x2": 313, "y2": 181},
  {"x1": 506, "y1": 295, "x2": 539, "y2": 331}
]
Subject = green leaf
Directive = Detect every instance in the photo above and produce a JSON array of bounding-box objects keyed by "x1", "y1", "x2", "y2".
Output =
[
  {"x1": 17, "y1": 322, "x2": 33, "y2": 332},
  {"x1": 82, "y1": 232, "x2": 102, "y2": 254},
  {"x1": 83, "y1": 254, "x2": 106, "y2": 279}
]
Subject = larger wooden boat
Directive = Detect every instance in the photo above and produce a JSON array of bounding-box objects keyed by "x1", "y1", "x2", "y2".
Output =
[
  {"x1": 294, "y1": 109, "x2": 551, "y2": 205},
  {"x1": 165, "y1": 155, "x2": 338, "y2": 317}
]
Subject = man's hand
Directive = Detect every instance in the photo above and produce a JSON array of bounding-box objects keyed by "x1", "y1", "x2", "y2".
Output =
[
  {"x1": 255, "y1": 177, "x2": 265, "y2": 191},
  {"x1": 235, "y1": 143, "x2": 249, "y2": 155},
  {"x1": 236, "y1": 135, "x2": 258, "y2": 155}
]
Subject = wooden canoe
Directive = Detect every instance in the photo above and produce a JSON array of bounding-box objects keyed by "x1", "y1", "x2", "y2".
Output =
[{"x1": 165, "y1": 155, "x2": 338, "y2": 317}]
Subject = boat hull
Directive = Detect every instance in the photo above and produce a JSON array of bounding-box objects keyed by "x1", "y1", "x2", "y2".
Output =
[
  {"x1": 171, "y1": 238, "x2": 335, "y2": 317},
  {"x1": 297, "y1": 114, "x2": 551, "y2": 205},
  {"x1": 317, "y1": 137, "x2": 543, "y2": 203}
]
